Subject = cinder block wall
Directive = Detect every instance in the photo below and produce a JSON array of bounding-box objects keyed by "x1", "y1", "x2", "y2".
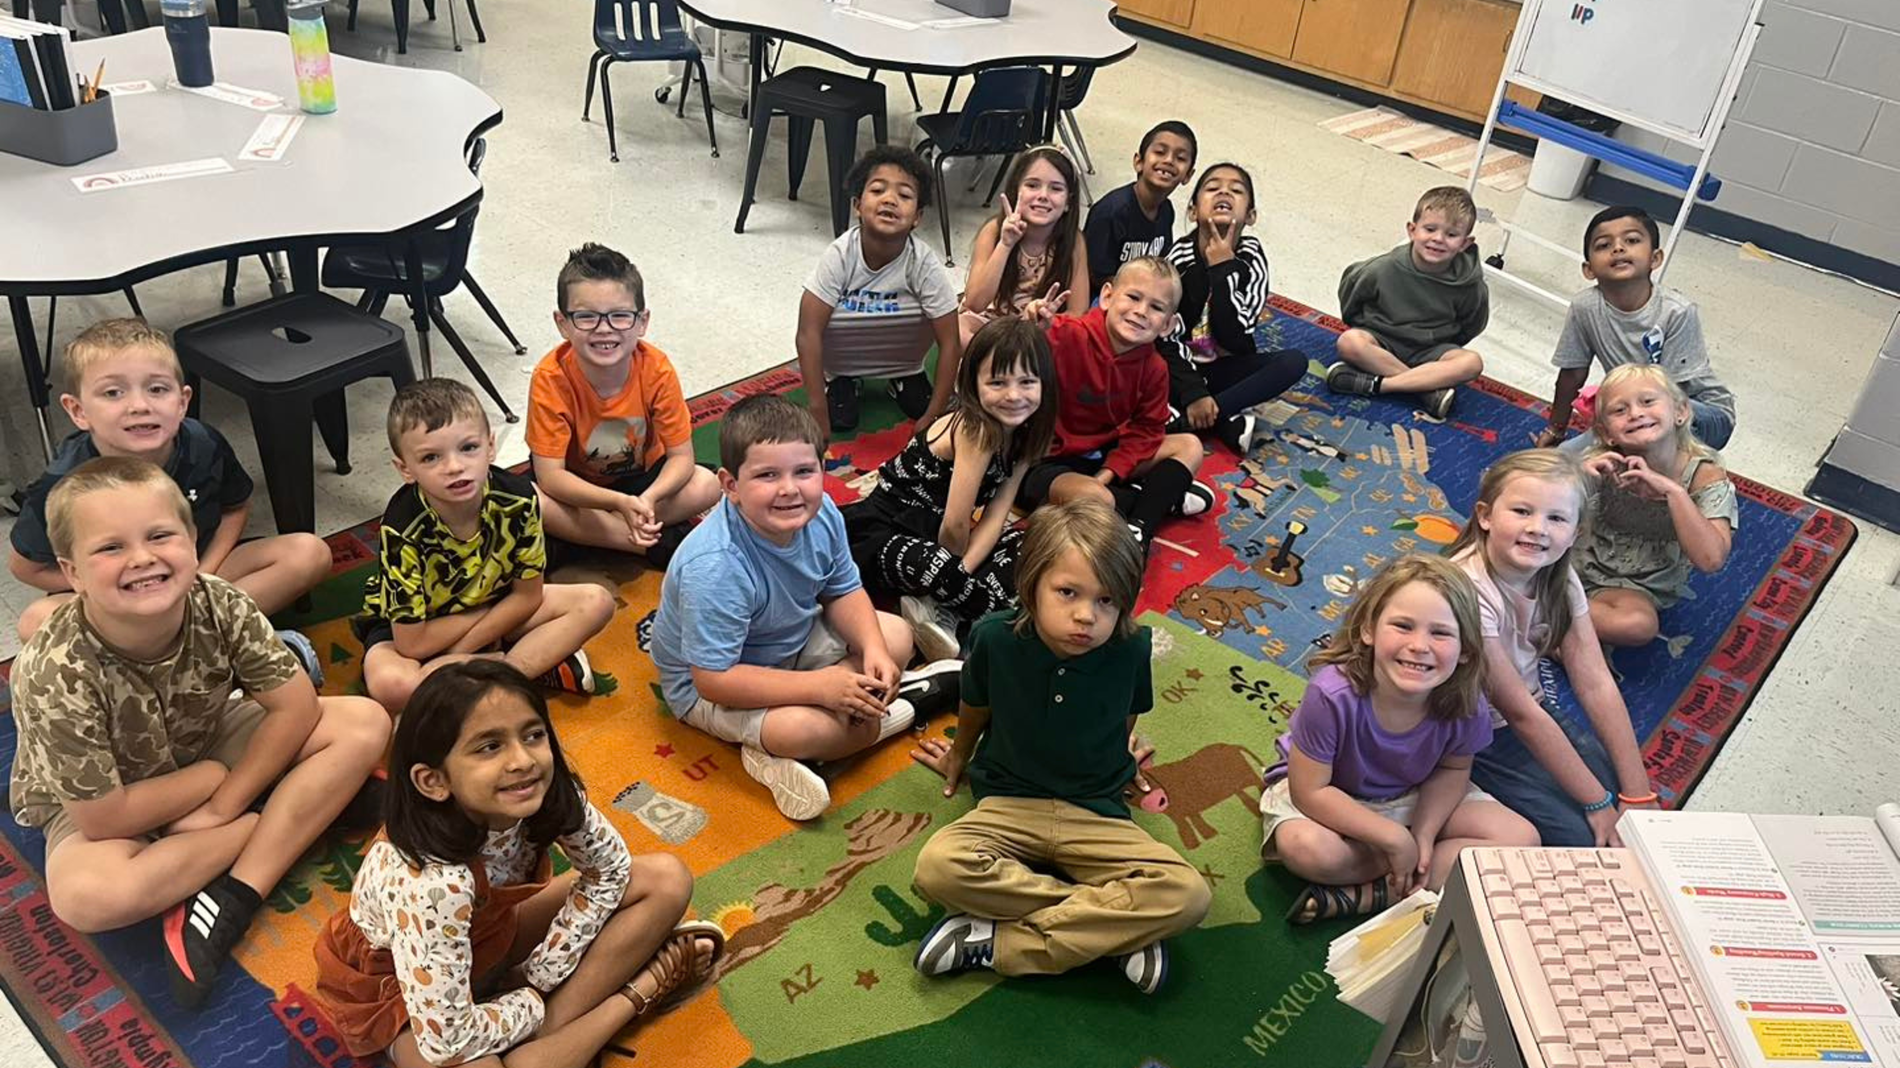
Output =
[{"x1": 1602, "y1": 0, "x2": 1900, "y2": 267}]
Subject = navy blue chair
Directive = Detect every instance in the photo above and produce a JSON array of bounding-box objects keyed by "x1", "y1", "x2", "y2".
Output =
[
  {"x1": 583, "y1": 0, "x2": 717, "y2": 162},
  {"x1": 914, "y1": 66, "x2": 1048, "y2": 265}
]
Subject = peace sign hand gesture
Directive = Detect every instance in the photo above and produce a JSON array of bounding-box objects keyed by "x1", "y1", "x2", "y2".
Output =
[
  {"x1": 1200, "y1": 215, "x2": 1237, "y2": 266},
  {"x1": 998, "y1": 194, "x2": 1028, "y2": 249}
]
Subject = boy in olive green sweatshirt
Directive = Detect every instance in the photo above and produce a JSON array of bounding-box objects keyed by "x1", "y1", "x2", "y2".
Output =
[{"x1": 1327, "y1": 186, "x2": 1489, "y2": 419}]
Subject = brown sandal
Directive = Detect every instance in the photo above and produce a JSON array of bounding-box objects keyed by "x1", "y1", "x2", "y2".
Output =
[{"x1": 620, "y1": 920, "x2": 728, "y2": 1016}]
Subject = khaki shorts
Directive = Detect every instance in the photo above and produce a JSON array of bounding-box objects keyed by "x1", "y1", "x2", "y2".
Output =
[
  {"x1": 1257, "y1": 776, "x2": 1495, "y2": 862},
  {"x1": 29, "y1": 696, "x2": 271, "y2": 860},
  {"x1": 678, "y1": 619, "x2": 851, "y2": 748}
]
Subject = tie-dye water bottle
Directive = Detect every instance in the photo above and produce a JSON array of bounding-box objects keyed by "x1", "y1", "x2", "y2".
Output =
[{"x1": 286, "y1": 0, "x2": 336, "y2": 114}]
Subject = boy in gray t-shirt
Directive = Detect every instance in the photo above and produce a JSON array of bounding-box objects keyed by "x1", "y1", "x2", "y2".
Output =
[
  {"x1": 796, "y1": 146, "x2": 962, "y2": 437},
  {"x1": 1536, "y1": 206, "x2": 1736, "y2": 451}
]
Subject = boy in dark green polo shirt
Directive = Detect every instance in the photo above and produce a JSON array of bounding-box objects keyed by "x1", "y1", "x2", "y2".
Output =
[{"x1": 908, "y1": 499, "x2": 1211, "y2": 994}]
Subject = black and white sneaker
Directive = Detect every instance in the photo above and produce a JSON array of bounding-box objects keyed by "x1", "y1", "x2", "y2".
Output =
[
  {"x1": 1119, "y1": 940, "x2": 1170, "y2": 994},
  {"x1": 1178, "y1": 480, "x2": 1216, "y2": 517},
  {"x1": 164, "y1": 873, "x2": 263, "y2": 1009},
  {"x1": 894, "y1": 659, "x2": 961, "y2": 720},
  {"x1": 1218, "y1": 413, "x2": 1258, "y2": 454},
  {"x1": 827, "y1": 376, "x2": 861, "y2": 432},
  {"x1": 914, "y1": 914, "x2": 996, "y2": 977},
  {"x1": 278, "y1": 628, "x2": 324, "y2": 689},
  {"x1": 1419, "y1": 387, "x2": 1456, "y2": 420},
  {"x1": 889, "y1": 372, "x2": 933, "y2": 420}
]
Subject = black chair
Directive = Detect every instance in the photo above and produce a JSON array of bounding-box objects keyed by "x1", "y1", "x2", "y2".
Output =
[
  {"x1": 345, "y1": 0, "x2": 482, "y2": 54},
  {"x1": 583, "y1": 0, "x2": 717, "y2": 163},
  {"x1": 914, "y1": 66, "x2": 1046, "y2": 264},
  {"x1": 734, "y1": 67, "x2": 888, "y2": 237},
  {"x1": 863, "y1": 67, "x2": 923, "y2": 111},
  {"x1": 1053, "y1": 65, "x2": 1097, "y2": 202},
  {"x1": 176, "y1": 293, "x2": 415, "y2": 535},
  {"x1": 319, "y1": 138, "x2": 522, "y2": 424}
]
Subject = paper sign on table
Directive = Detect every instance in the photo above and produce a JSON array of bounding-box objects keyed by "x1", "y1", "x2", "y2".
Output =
[
  {"x1": 919, "y1": 15, "x2": 993, "y2": 28},
  {"x1": 833, "y1": 7, "x2": 918, "y2": 29},
  {"x1": 72, "y1": 158, "x2": 235, "y2": 193},
  {"x1": 100, "y1": 80, "x2": 157, "y2": 96},
  {"x1": 170, "y1": 81, "x2": 284, "y2": 111},
  {"x1": 239, "y1": 113, "x2": 305, "y2": 162}
]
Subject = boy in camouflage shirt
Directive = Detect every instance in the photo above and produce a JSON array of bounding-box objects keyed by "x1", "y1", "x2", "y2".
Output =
[{"x1": 7, "y1": 458, "x2": 390, "y2": 1009}]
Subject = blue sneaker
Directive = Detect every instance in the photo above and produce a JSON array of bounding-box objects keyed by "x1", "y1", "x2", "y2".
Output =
[
  {"x1": 913, "y1": 914, "x2": 995, "y2": 977},
  {"x1": 1119, "y1": 940, "x2": 1169, "y2": 994},
  {"x1": 278, "y1": 628, "x2": 323, "y2": 689}
]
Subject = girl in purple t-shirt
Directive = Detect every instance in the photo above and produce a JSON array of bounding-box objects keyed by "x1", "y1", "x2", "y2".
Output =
[{"x1": 1262, "y1": 555, "x2": 1538, "y2": 924}]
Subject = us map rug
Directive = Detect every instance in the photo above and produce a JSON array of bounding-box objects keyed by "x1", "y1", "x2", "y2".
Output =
[{"x1": 0, "y1": 294, "x2": 1854, "y2": 1068}]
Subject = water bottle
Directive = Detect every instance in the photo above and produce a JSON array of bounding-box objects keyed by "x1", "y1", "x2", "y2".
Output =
[
  {"x1": 160, "y1": 0, "x2": 214, "y2": 88},
  {"x1": 285, "y1": 0, "x2": 336, "y2": 114}
]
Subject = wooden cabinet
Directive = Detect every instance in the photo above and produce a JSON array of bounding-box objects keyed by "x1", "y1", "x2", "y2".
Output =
[
  {"x1": 1389, "y1": 0, "x2": 1518, "y2": 118},
  {"x1": 1289, "y1": 0, "x2": 1411, "y2": 87},
  {"x1": 1116, "y1": 0, "x2": 1196, "y2": 30},
  {"x1": 1191, "y1": 0, "x2": 1304, "y2": 59}
]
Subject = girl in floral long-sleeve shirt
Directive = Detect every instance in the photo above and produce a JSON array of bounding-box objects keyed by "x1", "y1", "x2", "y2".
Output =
[{"x1": 315, "y1": 661, "x2": 725, "y2": 1067}]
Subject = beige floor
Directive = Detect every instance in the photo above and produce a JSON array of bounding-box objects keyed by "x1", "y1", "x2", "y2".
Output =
[{"x1": 2, "y1": 0, "x2": 1898, "y2": 1061}]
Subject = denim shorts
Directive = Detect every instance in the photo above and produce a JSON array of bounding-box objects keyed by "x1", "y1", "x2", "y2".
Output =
[{"x1": 1468, "y1": 708, "x2": 1616, "y2": 848}]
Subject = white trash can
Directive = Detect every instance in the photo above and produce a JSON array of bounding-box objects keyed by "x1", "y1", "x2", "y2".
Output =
[{"x1": 1527, "y1": 139, "x2": 1596, "y2": 200}]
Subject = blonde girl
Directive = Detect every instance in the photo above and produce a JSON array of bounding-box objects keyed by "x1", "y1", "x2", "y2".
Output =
[
  {"x1": 1263, "y1": 555, "x2": 1537, "y2": 925},
  {"x1": 959, "y1": 146, "x2": 1091, "y2": 344},
  {"x1": 1448, "y1": 449, "x2": 1656, "y2": 849},
  {"x1": 1578, "y1": 364, "x2": 1736, "y2": 647}
]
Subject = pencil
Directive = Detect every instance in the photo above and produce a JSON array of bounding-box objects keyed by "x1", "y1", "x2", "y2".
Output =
[{"x1": 87, "y1": 60, "x2": 105, "y2": 103}]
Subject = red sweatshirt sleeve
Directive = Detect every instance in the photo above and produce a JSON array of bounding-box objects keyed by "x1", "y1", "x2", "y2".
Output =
[{"x1": 1101, "y1": 352, "x2": 1170, "y2": 482}]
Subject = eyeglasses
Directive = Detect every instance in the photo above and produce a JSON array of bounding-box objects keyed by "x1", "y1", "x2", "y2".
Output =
[{"x1": 562, "y1": 309, "x2": 645, "y2": 332}]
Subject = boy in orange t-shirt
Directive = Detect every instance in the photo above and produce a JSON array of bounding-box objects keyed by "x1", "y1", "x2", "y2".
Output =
[{"x1": 528, "y1": 243, "x2": 721, "y2": 566}]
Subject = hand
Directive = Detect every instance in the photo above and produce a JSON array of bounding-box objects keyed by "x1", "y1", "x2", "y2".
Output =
[
  {"x1": 1186, "y1": 396, "x2": 1219, "y2": 430},
  {"x1": 1587, "y1": 804, "x2": 1621, "y2": 848},
  {"x1": 618, "y1": 493, "x2": 660, "y2": 548},
  {"x1": 1581, "y1": 452, "x2": 1625, "y2": 481},
  {"x1": 860, "y1": 647, "x2": 901, "y2": 706},
  {"x1": 1093, "y1": 468, "x2": 1116, "y2": 486},
  {"x1": 1128, "y1": 733, "x2": 1156, "y2": 792},
  {"x1": 1612, "y1": 455, "x2": 1678, "y2": 501},
  {"x1": 1031, "y1": 281, "x2": 1069, "y2": 323},
  {"x1": 816, "y1": 664, "x2": 889, "y2": 721},
  {"x1": 910, "y1": 737, "x2": 969, "y2": 795},
  {"x1": 1200, "y1": 215, "x2": 1237, "y2": 266},
  {"x1": 997, "y1": 195, "x2": 1027, "y2": 249},
  {"x1": 1411, "y1": 832, "x2": 1434, "y2": 891},
  {"x1": 1379, "y1": 827, "x2": 1422, "y2": 900},
  {"x1": 1534, "y1": 425, "x2": 1565, "y2": 448}
]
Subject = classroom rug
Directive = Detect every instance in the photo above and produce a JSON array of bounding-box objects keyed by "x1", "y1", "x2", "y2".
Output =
[
  {"x1": 0, "y1": 294, "x2": 1855, "y2": 1068},
  {"x1": 1320, "y1": 105, "x2": 1533, "y2": 192}
]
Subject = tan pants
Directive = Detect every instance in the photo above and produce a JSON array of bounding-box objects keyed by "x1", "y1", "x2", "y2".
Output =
[{"x1": 912, "y1": 796, "x2": 1212, "y2": 977}]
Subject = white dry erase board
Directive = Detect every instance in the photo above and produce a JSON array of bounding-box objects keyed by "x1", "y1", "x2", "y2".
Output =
[{"x1": 1514, "y1": 0, "x2": 1758, "y2": 143}]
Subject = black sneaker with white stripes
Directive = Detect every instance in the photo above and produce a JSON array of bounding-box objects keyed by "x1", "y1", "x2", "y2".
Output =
[{"x1": 164, "y1": 872, "x2": 263, "y2": 1008}]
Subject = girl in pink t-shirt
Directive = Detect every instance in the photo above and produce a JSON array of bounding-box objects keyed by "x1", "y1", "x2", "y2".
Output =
[{"x1": 1265, "y1": 555, "x2": 1537, "y2": 925}]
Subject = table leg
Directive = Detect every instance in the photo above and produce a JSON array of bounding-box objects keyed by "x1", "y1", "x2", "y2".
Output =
[
  {"x1": 8, "y1": 295, "x2": 55, "y2": 460},
  {"x1": 213, "y1": 0, "x2": 237, "y2": 25},
  {"x1": 286, "y1": 240, "x2": 319, "y2": 292},
  {"x1": 98, "y1": 0, "x2": 128, "y2": 34},
  {"x1": 403, "y1": 238, "x2": 433, "y2": 377}
]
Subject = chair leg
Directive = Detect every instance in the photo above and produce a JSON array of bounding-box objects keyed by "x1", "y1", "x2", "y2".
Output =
[
  {"x1": 600, "y1": 60, "x2": 620, "y2": 162},
  {"x1": 735, "y1": 100, "x2": 774, "y2": 233},
  {"x1": 786, "y1": 115, "x2": 813, "y2": 200},
  {"x1": 356, "y1": 289, "x2": 379, "y2": 311},
  {"x1": 429, "y1": 302, "x2": 517, "y2": 423},
  {"x1": 391, "y1": 0, "x2": 408, "y2": 53},
  {"x1": 462, "y1": 274, "x2": 526, "y2": 354},
  {"x1": 903, "y1": 72, "x2": 922, "y2": 111},
  {"x1": 676, "y1": 56, "x2": 691, "y2": 118},
  {"x1": 984, "y1": 153, "x2": 1013, "y2": 207},
  {"x1": 368, "y1": 291, "x2": 391, "y2": 316},
  {"x1": 583, "y1": 50, "x2": 604, "y2": 120},
  {"x1": 421, "y1": 0, "x2": 434, "y2": 21},
  {"x1": 463, "y1": 0, "x2": 484, "y2": 43},
  {"x1": 694, "y1": 57, "x2": 718, "y2": 157},
  {"x1": 314, "y1": 389, "x2": 351, "y2": 474},
  {"x1": 346, "y1": 0, "x2": 357, "y2": 31},
  {"x1": 823, "y1": 115, "x2": 853, "y2": 237},
  {"x1": 221, "y1": 258, "x2": 240, "y2": 306},
  {"x1": 934, "y1": 154, "x2": 954, "y2": 265},
  {"x1": 121, "y1": 287, "x2": 143, "y2": 317},
  {"x1": 1066, "y1": 110, "x2": 1095, "y2": 174},
  {"x1": 246, "y1": 396, "x2": 318, "y2": 535}
]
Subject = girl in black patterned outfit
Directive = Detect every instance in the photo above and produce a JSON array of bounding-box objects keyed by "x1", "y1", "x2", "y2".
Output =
[{"x1": 844, "y1": 318, "x2": 1057, "y2": 661}]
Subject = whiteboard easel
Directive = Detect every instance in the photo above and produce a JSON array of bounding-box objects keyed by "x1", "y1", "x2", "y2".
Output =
[{"x1": 1469, "y1": 0, "x2": 1764, "y2": 307}]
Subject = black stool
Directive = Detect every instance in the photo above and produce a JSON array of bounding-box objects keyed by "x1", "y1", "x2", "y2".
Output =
[
  {"x1": 176, "y1": 293, "x2": 415, "y2": 535},
  {"x1": 735, "y1": 67, "x2": 889, "y2": 237}
]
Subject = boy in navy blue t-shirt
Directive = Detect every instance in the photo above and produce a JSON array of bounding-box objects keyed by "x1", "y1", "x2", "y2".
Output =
[{"x1": 1082, "y1": 121, "x2": 1198, "y2": 294}]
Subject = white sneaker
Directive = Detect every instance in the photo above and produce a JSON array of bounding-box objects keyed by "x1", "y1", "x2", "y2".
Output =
[
  {"x1": 901, "y1": 595, "x2": 960, "y2": 662},
  {"x1": 1119, "y1": 940, "x2": 1170, "y2": 994},
  {"x1": 741, "y1": 746, "x2": 830, "y2": 821},
  {"x1": 876, "y1": 697, "x2": 918, "y2": 741},
  {"x1": 1180, "y1": 479, "x2": 1216, "y2": 517}
]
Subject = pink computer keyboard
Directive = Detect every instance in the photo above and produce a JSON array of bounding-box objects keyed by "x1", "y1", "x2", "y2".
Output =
[{"x1": 1467, "y1": 846, "x2": 1737, "y2": 1068}]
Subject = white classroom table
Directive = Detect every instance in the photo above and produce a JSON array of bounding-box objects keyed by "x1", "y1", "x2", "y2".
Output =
[{"x1": 0, "y1": 26, "x2": 501, "y2": 459}]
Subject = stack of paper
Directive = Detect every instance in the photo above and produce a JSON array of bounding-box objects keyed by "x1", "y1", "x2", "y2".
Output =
[{"x1": 1327, "y1": 889, "x2": 1440, "y2": 1023}]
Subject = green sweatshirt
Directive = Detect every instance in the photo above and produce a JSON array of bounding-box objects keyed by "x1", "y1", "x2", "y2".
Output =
[{"x1": 1337, "y1": 242, "x2": 1490, "y2": 353}]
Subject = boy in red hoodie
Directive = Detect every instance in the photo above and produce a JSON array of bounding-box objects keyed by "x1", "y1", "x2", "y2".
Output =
[{"x1": 1020, "y1": 257, "x2": 1210, "y2": 555}]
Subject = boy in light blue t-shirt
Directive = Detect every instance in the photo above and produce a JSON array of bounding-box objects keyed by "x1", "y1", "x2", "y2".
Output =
[{"x1": 650, "y1": 395, "x2": 955, "y2": 821}]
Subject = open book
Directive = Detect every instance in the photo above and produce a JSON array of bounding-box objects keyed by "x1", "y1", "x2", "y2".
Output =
[
  {"x1": 1620, "y1": 803, "x2": 1900, "y2": 1067},
  {"x1": 1327, "y1": 888, "x2": 1440, "y2": 1023}
]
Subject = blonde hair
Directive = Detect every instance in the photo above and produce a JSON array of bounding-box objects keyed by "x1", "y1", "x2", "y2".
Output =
[
  {"x1": 1013, "y1": 499, "x2": 1143, "y2": 641},
  {"x1": 1109, "y1": 255, "x2": 1182, "y2": 310},
  {"x1": 1414, "y1": 185, "x2": 1477, "y2": 233},
  {"x1": 1308, "y1": 554, "x2": 1486, "y2": 722},
  {"x1": 45, "y1": 456, "x2": 193, "y2": 560},
  {"x1": 1445, "y1": 449, "x2": 1592, "y2": 657},
  {"x1": 62, "y1": 318, "x2": 184, "y2": 395},
  {"x1": 1592, "y1": 364, "x2": 1716, "y2": 465}
]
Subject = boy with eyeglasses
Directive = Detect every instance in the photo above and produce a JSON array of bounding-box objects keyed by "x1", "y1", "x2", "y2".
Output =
[{"x1": 528, "y1": 243, "x2": 721, "y2": 567}]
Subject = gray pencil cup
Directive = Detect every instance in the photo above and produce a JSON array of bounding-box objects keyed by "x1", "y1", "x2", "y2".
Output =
[{"x1": 0, "y1": 90, "x2": 118, "y2": 167}]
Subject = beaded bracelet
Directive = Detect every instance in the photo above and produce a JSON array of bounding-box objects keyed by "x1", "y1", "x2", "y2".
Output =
[{"x1": 1581, "y1": 790, "x2": 1617, "y2": 813}]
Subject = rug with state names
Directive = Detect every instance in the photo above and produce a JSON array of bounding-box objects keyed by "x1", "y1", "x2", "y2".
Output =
[{"x1": 0, "y1": 291, "x2": 1855, "y2": 1068}]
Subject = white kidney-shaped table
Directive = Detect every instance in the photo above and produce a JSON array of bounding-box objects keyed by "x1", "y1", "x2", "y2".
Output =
[{"x1": 0, "y1": 26, "x2": 500, "y2": 460}]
